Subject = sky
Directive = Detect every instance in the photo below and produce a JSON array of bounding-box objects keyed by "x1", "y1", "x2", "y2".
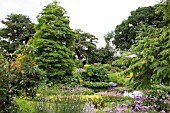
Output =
[{"x1": 0, "y1": 0, "x2": 158, "y2": 47}]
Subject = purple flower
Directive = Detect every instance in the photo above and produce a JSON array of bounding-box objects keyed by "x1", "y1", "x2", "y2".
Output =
[
  {"x1": 147, "y1": 91, "x2": 150, "y2": 94},
  {"x1": 39, "y1": 107, "x2": 43, "y2": 111},
  {"x1": 3, "y1": 102, "x2": 6, "y2": 104},
  {"x1": 126, "y1": 100, "x2": 131, "y2": 105},
  {"x1": 8, "y1": 89, "x2": 13, "y2": 93},
  {"x1": 113, "y1": 106, "x2": 119, "y2": 113},
  {"x1": 121, "y1": 104, "x2": 126, "y2": 108},
  {"x1": 71, "y1": 106, "x2": 74, "y2": 110},
  {"x1": 164, "y1": 100, "x2": 168, "y2": 104},
  {"x1": 105, "y1": 108, "x2": 111, "y2": 112},
  {"x1": 153, "y1": 103, "x2": 157, "y2": 108},
  {"x1": 111, "y1": 102, "x2": 115, "y2": 105},
  {"x1": 160, "y1": 110, "x2": 166, "y2": 113},
  {"x1": 121, "y1": 107, "x2": 126, "y2": 112},
  {"x1": 154, "y1": 110, "x2": 157, "y2": 112},
  {"x1": 109, "y1": 110, "x2": 113, "y2": 113}
]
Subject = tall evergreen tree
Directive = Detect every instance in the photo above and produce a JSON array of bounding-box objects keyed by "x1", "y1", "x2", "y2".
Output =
[
  {"x1": 28, "y1": 1, "x2": 76, "y2": 84},
  {"x1": 0, "y1": 14, "x2": 35, "y2": 53}
]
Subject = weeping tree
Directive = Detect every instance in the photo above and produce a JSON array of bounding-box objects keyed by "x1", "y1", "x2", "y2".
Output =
[
  {"x1": 28, "y1": 1, "x2": 76, "y2": 84},
  {"x1": 115, "y1": 23, "x2": 170, "y2": 89}
]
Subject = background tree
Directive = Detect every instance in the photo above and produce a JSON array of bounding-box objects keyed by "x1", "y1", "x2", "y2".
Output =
[
  {"x1": 28, "y1": 1, "x2": 76, "y2": 84},
  {"x1": 113, "y1": 4, "x2": 170, "y2": 51},
  {"x1": 88, "y1": 31, "x2": 116, "y2": 64},
  {"x1": 0, "y1": 14, "x2": 35, "y2": 53},
  {"x1": 73, "y1": 29, "x2": 98, "y2": 63},
  {"x1": 160, "y1": 0, "x2": 170, "y2": 19}
]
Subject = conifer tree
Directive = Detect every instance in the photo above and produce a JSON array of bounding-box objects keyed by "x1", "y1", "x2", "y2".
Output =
[{"x1": 28, "y1": 1, "x2": 76, "y2": 84}]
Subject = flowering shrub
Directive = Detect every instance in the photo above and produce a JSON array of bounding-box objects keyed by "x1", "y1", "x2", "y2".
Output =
[
  {"x1": 0, "y1": 45, "x2": 45, "y2": 112},
  {"x1": 0, "y1": 55, "x2": 20, "y2": 112},
  {"x1": 10, "y1": 45, "x2": 45, "y2": 98}
]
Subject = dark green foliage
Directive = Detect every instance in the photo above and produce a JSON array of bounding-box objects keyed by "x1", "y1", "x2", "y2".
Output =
[
  {"x1": 0, "y1": 14, "x2": 35, "y2": 53},
  {"x1": 113, "y1": 4, "x2": 170, "y2": 51},
  {"x1": 28, "y1": 1, "x2": 76, "y2": 84},
  {"x1": 89, "y1": 47, "x2": 115, "y2": 64},
  {"x1": 119, "y1": 24, "x2": 170, "y2": 89},
  {"x1": 82, "y1": 63, "x2": 112, "y2": 82},
  {"x1": 73, "y1": 29, "x2": 98, "y2": 63},
  {"x1": 160, "y1": 0, "x2": 170, "y2": 19},
  {"x1": 89, "y1": 31, "x2": 115, "y2": 64}
]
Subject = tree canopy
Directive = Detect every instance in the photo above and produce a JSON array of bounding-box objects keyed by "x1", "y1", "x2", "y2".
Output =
[
  {"x1": 0, "y1": 14, "x2": 35, "y2": 53},
  {"x1": 113, "y1": 4, "x2": 170, "y2": 51}
]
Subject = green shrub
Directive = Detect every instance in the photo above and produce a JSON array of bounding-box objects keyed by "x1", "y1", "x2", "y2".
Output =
[
  {"x1": 82, "y1": 63, "x2": 112, "y2": 82},
  {"x1": 108, "y1": 72, "x2": 125, "y2": 86},
  {"x1": 83, "y1": 81, "x2": 109, "y2": 88}
]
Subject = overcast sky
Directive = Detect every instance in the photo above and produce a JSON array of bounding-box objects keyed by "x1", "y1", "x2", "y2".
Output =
[{"x1": 0, "y1": 0, "x2": 158, "y2": 47}]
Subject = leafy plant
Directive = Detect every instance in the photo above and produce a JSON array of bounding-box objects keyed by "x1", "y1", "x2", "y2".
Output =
[
  {"x1": 11, "y1": 45, "x2": 45, "y2": 98},
  {"x1": 82, "y1": 63, "x2": 112, "y2": 82},
  {"x1": 108, "y1": 72, "x2": 125, "y2": 86},
  {"x1": 0, "y1": 54, "x2": 20, "y2": 112}
]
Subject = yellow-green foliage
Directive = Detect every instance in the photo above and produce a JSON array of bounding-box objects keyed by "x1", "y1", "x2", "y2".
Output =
[
  {"x1": 84, "y1": 64, "x2": 91, "y2": 69},
  {"x1": 15, "y1": 98, "x2": 36, "y2": 113},
  {"x1": 46, "y1": 94, "x2": 104, "y2": 108},
  {"x1": 108, "y1": 72, "x2": 125, "y2": 85}
]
